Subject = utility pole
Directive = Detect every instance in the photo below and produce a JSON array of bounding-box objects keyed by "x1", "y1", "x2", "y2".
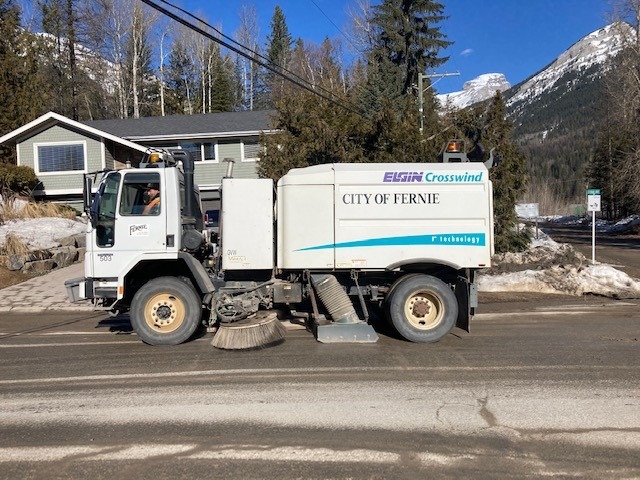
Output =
[{"x1": 418, "y1": 72, "x2": 460, "y2": 134}]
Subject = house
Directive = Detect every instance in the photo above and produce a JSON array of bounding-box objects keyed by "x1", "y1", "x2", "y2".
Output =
[{"x1": 0, "y1": 110, "x2": 276, "y2": 210}]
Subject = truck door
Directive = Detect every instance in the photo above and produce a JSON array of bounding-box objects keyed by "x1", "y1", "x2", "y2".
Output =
[{"x1": 90, "y1": 171, "x2": 167, "y2": 279}]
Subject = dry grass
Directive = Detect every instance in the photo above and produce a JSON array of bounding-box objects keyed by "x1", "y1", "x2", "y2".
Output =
[
  {"x1": 1, "y1": 232, "x2": 29, "y2": 256},
  {"x1": 522, "y1": 180, "x2": 584, "y2": 217},
  {"x1": 0, "y1": 196, "x2": 77, "y2": 222}
]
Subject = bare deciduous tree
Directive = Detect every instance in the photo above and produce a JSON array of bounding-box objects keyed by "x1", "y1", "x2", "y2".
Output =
[{"x1": 235, "y1": 3, "x2": 260, "y2": 110}]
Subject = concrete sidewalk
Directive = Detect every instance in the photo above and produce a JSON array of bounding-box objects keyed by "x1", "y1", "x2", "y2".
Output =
[{"x1": 0, "y1": 263, "x2": 94, "y2": 312}]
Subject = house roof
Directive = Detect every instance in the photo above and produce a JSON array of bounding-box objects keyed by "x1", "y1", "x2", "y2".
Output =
[
  {"x1": 82, "y1": 110, "x2": 277, "y2": 142},
  {"x1": 0, "y1": 111, "x2": 148, "y2": 153},
  {"x1": 0, "y1": 110, "x2": 278, "y2": 150}
]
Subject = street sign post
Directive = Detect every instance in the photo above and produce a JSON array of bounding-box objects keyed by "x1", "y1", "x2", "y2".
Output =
[{"x1": 587, "y1": 189, "x2": 601, "y2": 264}]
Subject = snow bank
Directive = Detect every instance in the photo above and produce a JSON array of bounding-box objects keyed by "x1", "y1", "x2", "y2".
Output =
[
  {"x1": 478, "y1": 264, "x2": 640, "y2": 298},
  {"x1": 479, "y1": 218, "x2": 640, "y2": 298},
  {"x1": 0, "y1": 218, "x2": 86, "y2": 250}
]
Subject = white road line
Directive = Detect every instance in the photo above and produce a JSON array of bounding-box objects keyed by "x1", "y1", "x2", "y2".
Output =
[
  {"x1": 0, "y1": 341, "x2": 140, "y2": 348},
  {"x1": 42, "y1": 331, "x2": 126, "y2": 335},
  {"x1": 534, "y1": 302, "x2": 637, "y2": 310},
  {"x1": 475, "y1": 311, "x2": 592, "y2": 319},
  {"x1": 0, "y1": 365, "x2": 634, "y2": 386},
  {"x1": 188, "y1": 446, "x2": 400, "y2": 464},
  {"x1": 0, "y1": 444, "x2": 402, "y2": 464}
]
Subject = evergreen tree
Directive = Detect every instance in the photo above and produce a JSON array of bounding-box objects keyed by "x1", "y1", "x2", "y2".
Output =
[
  {"x1": 38, "y1": 0, "x2": 80, "y2": 119},
  {"x1": 165, "y1": 38, "x2": 196, "y2": 115},
  {"x1": 265, "y1": 5, "x2": 292, "y2": 106},
  {"x1": 586, "y1": 15, "x2": 640, "y2": 217},
  {"x1": 484, "y1": 92, "x2": 529, "y2": 252},
  {"x1": 210, "y1": 54, "x2": 235, "y2": 112},
  {"x1": 0, "y1": 0, "x2": 44, "y2": 162},
  {"x1": 448, "y1": 93, "x2": 529, "y2": 252},
  {"x1": 587, "y1": 102, "x2": 637, "y2": 218},
  {"x1": 362, "y1": 0, "x2": 451, "y2": 118},
  {"x1": 352, "y1": 0, "x2": 451, "y2": 159}
]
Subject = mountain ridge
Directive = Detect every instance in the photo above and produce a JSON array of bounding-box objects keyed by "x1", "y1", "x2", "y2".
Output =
[{"x1": 437, "y1": 22, "x2": 630, "y2": 202}]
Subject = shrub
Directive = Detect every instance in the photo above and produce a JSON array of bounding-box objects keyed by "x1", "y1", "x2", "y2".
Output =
[{"x1": 0, "y1": 164, "x2": 39, "y2": 195}]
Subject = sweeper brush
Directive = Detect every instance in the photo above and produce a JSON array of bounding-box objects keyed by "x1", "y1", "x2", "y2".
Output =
[{"x1": 211, "y1": 312, "x2": 286, "y2": 350}]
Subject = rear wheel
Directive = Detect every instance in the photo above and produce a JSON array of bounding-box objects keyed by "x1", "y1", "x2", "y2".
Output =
[
  {"x1": 386, "y1": 274, "x2": 458, "y2": 343},
  {"x1": 130, "y1": 277, "x2": 202, "y2": 345}
]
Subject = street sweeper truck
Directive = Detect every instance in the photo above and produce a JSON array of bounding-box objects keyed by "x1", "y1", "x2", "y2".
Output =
[{"x1": 65, "y1": 143, "x2": 494, "y2": 348}]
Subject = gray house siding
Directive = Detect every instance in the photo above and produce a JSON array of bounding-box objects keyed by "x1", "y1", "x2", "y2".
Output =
[
  {"x1": 194, "y1": 159, "x2": 258, "y2": 188},
  {"x1": 19, "y1": 124, "x2": 105, "y2": 194},
  {"x1": 145, "y1": 138, "x2": 260, "y2": 190}
]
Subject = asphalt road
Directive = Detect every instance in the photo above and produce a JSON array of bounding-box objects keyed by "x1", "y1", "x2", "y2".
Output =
[{"x1": 0, "y1": 297, "x2": 638, "y2": 479}]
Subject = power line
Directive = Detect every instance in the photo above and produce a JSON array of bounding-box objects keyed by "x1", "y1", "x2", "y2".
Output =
[
  {"x1": 309, "y1": 0, "x2": 362, "y2": 54},
  {"x1": 141, "y1": 0, "x2": 364, "y2": 117}
]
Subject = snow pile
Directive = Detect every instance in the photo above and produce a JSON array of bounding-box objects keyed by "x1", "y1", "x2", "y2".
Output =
[
  {"x1": 479, "y1": 228, "x2": 640, "y2": 298},
  {"x1": 0, "y1": 218, "x2": 86, "y2": 250},
  {"x1": 479, "y1": 264, "x2": 640, "y2": 298},
  {"x1": 601, "y1": 214, "x2": 640, "y2": 234}
]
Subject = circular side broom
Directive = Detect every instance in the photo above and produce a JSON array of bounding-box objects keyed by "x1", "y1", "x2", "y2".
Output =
[{"x1": 211, "y1": 312, "x2": 287, "y2": 350}]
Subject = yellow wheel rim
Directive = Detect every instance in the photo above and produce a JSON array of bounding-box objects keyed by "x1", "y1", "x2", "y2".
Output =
[
  {"x1": 143, "y1": 293, "x2": 186, "y2": 334},
  {"x1": 403, "y1": 290, "x2": 444, "y2": 330}
]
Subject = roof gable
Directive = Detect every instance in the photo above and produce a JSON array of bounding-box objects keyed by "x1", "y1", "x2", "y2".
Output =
[{"x1": 0, "y1": 112, "x2": 148, "y2": 153}]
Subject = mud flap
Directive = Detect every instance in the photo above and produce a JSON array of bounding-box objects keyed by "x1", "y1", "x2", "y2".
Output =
[{"x1": 455, "y1": 275, "x2": 474, "y2": 332}]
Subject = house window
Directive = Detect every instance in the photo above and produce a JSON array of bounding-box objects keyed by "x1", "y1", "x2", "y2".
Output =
[
  {"x1": 242, "y1": 138, "x2": 263, "y2": 162},
  {"x1": 202, "y1": 142, "x2": 216, "y2": 161},
  {"x1": 179, "y1": 142, "x2": 218, "y2": 162},
  {"x1": 178, "y1": 143, "x2": 202, "y2": 162},
  {"x1": 36, "y1": 142, "x2": 86, "y2": 173},
  {"x1": 149, "y1": 142, "x2": 217, "y2": 162}
]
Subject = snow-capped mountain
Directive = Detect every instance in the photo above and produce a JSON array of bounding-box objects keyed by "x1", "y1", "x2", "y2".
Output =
[
  {"x1": 507, "y1": 22, "x2": 630, "y2": 111},
  {"x1": 436, "y1": 73, "x2": 511, "y2": 109},
  {"x1": 435, "y1": 23, "x2": 631, "y2": 200},
  {"x1": 506, "y1": 22, "x2": 632, "y2": 201}
]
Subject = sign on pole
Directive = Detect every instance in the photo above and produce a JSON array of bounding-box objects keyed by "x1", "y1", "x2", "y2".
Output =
[
  {"x1": 586, "y1": 189, "x2": 601, "y2": 264},
  {"x1": 587, "y1": 189, "x2": 601, "y2": 213},
  {"x1": 515, "y1": 203, "x2": 540, "y2": 219}
]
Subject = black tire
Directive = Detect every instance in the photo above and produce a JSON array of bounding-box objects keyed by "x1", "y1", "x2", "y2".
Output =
[
  {"x1": 130, "y1": 276, "x2": 202, "y2": 345},
  {"x1": 385, "y1": 274, "x2": 458, "y2": 343}
]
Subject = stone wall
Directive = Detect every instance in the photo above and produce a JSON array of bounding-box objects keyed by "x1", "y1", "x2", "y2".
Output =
[{"x1": 1, "y1": 234, "x2": 86, "y2": 274}]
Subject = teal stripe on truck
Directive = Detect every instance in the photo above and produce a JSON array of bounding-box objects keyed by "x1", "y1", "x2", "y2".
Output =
[{"x1": 297, "y1": 233, "x2": 486, "y2": 251}]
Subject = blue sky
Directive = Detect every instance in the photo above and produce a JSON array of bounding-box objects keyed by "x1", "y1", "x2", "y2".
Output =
[{"x1": 180, "y1": 0, "x2": 614, "y2": 93}]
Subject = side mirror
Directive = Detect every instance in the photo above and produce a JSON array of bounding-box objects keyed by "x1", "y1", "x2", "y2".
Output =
[
  {"x1": 83, "y1": 175, "x2": 94, "y2": 226},
  {"x1": 484, "y1": 148, "x2": 498, "y2": 169}
]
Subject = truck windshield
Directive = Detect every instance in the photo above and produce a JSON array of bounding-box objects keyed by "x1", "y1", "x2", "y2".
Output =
[{"x1": 92, "y1": 172, "x2": 120, "y2": 247}]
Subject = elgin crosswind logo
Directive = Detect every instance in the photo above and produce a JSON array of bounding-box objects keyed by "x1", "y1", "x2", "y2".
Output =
[{"x1": 383, "y1": 171, "x2": 484, "y2": 183}]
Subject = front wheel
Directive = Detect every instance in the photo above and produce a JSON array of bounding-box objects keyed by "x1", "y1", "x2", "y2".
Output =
[
  {"x1": 130, "y1": 277, "x2": 202, "y2": 345},
  {"x1": 386, "y1": 274, "x2": 458, "y2": 343}
]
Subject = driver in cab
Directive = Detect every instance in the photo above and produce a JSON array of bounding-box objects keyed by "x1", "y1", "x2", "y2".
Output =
[{"x1": 142, "y1": 183, "x2": 160, "y2": 215}]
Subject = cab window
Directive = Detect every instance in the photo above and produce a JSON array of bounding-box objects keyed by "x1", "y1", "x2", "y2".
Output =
[{"x1": 119, "y1": 172, "x2": 161, "y2": 216}]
